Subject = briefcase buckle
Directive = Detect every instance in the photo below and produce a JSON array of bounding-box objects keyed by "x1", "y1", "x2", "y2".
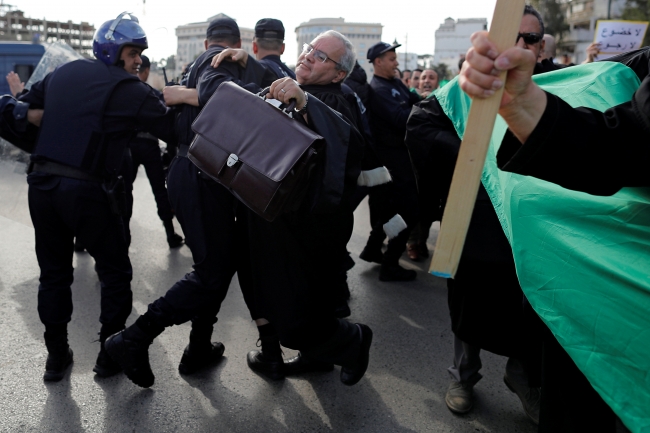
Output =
[{"x1": 227, "y1": 153, "x2": 239, "y2": 167}]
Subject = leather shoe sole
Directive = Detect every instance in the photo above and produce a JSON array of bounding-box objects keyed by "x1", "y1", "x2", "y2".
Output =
[{"x1": 340, "y1": 324, "x2": 373, "y2": 386}]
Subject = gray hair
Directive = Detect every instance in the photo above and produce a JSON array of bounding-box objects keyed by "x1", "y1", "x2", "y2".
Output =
[{"x1": 314, "y1": 30, "x2": 356, "y2": 78}]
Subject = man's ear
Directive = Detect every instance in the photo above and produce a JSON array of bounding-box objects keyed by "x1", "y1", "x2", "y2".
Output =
[
  {"x1": 253, "y1": 41, "x2": 259, "y2": 54},
  {"x1": 204, "y1": 39, "x2": 209, "y2": 50},
  {"x1": 332, "y1": 69, "x2": 347, "y2": 84}
]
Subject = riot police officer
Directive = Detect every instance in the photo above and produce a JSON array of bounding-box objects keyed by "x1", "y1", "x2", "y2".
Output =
[
  {"x1": 253, "y1": 18, "x2": 296, "y2": 80},
  {"x1": 104, "y1": 16, "x2": 272, "y2": 389},
  {"x1": 362, "y1": 41, "x2": 420, "y2": 281},
  {"x1": 19, "y1": 12, "x2": 175, "y2": 382}
]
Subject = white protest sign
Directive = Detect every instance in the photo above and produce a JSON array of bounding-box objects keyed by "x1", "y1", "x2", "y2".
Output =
[{"x1": 594, "y1": 20, "x2": 648, "y2": 54}]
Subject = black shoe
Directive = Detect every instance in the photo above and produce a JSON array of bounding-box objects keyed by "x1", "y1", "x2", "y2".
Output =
[
  {"x1": 284, "y1": 353, "x2": 334, "y2": 376},
  {"x1": 167, "y1": 232, "x2": 184, "y2": 248},
  {"x1": 43, "y1": 347, "x2": 74, "y2": 382},
  {"x1": 104, "y1": 327, "x2": 154, "y2": 388},
  {"x1": 93, "y1": 346, "x2": 122, "y2": 377},
  {"x1": 359, "y1": 247, "x2": 384, "y2": 264},
  {"x1": 334, "y1": 300, "x2": 351, "y2": 318},
  {"x1": 247, "y1": 350, "x2": 285, "y2": 380},
  {"x1": 379, "y1": 264, "x2": 417, "y2": 282},
  {"x1": 340, "y1": 324, "x2": 373, "y2": 386},
  {"x1": 179, "y1": 342, "x2": 225, "y2": 375}
]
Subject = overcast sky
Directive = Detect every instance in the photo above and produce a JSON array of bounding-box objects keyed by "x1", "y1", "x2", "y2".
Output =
[{"x1": 20, "y1": 0, "x2": 497, "y2": 64}]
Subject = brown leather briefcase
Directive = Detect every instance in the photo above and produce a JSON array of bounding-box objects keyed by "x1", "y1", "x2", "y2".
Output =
[{"x1": 188, "y1": 81, "x2": 324, "y2": 221}]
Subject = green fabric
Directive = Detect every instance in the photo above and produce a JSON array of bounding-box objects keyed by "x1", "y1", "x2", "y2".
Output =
[{"x1": 434, "y1": 62, "x2": 650, "y2": 433}]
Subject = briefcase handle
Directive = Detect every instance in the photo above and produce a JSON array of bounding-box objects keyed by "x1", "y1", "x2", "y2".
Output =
[{"x1": 259, "y1": 87, "x2": 297, "y2": 114}]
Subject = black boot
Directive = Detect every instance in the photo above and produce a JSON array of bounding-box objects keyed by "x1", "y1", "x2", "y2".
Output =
[
  {"x1": 247, "y1": 327, "x2": 284, "y2": 380},
  {"x1": 284, "y1": 353, "x2": 334, "y2": 376},
  {"x1": 163, "y1": 219, "x2": 184, "y2": 248},
  {"x1": 104, "y1": 322, "x2": 157, "y2": 388},
  {"x1": 340, "y1": 324, "x2": 373, "y2": 386},
  {"x1": 93, "y1": 330, "x2": 123, "y2": 378},
  {"x1": 379, "y1": 263, "x2": 417, "y2": 282},
  {"x1": 178, "y1": 326, "x2": 225, "y2": 375},
  {"x1": 43, "y1": 330, "x2": 73, "y2": 382}
]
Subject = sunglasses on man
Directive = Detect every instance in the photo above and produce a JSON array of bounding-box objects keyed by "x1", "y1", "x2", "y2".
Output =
[
  {"x1": 302, "y1": 43, "x2": 341, "y2": 67},
  {"x1": 516, "y1": 32, "x2": 543, "y2": 45}
]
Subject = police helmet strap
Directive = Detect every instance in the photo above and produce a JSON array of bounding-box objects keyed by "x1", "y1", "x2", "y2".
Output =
[{"x1": 105, "y1": 12, "x2": 137, "y2": 41}]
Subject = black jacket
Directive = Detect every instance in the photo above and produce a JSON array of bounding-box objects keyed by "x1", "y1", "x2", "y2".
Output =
[{"x1": 369, "y1": 75, "x2": 420, "y2": 148}]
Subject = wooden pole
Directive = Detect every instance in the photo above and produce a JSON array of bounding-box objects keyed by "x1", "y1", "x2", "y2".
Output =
[{"x1": 429, "y1": 0, "x2": 526, "y2": 278}]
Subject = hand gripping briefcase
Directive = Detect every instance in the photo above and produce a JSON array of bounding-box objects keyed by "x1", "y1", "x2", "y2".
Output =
[{"x1": 187, "y1": 81, "x2": 324, "y2": 221}]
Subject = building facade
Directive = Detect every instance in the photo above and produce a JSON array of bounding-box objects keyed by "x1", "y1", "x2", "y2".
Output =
[
  {"x1": 560, "y1": 0, "x2": 626, "y2": 63},
  {"x1": 295, "y1": 18, "x2": 382, "y2": 79},
  {"x1": 0, "y1": 7, "x2": 94, "y2": 57},
  {"x1": 434, "y1": 17, "x2": 487, "y2": 75},
  {"x1": 175, "y1": 13, "x2": 254, "y2": 77}
]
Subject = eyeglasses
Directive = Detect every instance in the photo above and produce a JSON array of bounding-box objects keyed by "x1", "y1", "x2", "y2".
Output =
[
  {"x1": 302, "y1": 43, "x2": 341, "y2": 67},
  {"x1": 516, "y1": 32, "x2": 543, "y2": 45}
]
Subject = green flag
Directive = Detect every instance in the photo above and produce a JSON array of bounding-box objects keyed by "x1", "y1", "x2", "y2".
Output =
[{"x1": 434, "y1": 62, "x2": 650, "y2": 433}]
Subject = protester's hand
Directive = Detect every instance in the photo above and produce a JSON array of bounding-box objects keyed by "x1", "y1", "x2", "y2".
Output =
[
  {"x1": 6, "y1": 71, "x2": 24, "y2": 97},
  {"x1": 211, "y1": 48, "x2": 248, "y2": 69},
  {"x1": 460, "y1": 31, "x2": 547, "y2": 143},
  {"x1": 268, "y1": 78, "x2": 306, "y2": 112},
  {"x1": 163, "y1": 85, "x2": 199, "y2": 107},
  {"x1": 583, "y1": 42, "x2": 601, "y2": 64}
]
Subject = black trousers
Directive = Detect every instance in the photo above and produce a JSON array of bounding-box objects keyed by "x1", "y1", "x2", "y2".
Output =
[
  {"x1": 129, "y1": 137, "x2": 174, "y2": 222},
  {"x1": 364, "y1": 145, "x2": 419, "y2": 265},
  {"x1": 144, "y1": 157, "x2": 258, "y2": 328},
  {"x1": 247, "y1": 204, "x2": 362, "y2": 365},
  {"x1": 28, "y1": 175, "x2": 132, "y2": 335}
]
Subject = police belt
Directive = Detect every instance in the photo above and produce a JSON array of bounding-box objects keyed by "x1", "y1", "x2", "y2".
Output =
[{"x1": 29, "y1": 160, "x2": 103, "y2": 182}]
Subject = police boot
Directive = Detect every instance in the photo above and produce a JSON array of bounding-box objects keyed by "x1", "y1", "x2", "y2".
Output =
[
  {"x1": 104, "y1": 321, "x2": 158, "y2": 388},
  {"x1": 93, "y1": 329, "x2": 123, "y2": 378},
  {"x1": 163, "y1": 218, "x2": 184, "y2": 248},
  {"x1": 178, "y1": 325, "x2": 225, "y2": 375},
  {"x1": 43, "y1": 330, "x2": 73, "y2": 382},
  {"x1": 284, "y1": 353, "x2": 334, "y2": 376},
  {"x1": 246, "y1": 324, "x2": 284, "y2": 380}
]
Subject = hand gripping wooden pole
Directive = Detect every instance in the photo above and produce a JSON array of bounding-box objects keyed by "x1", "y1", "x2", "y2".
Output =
[{"x1": 429, "y1": 0, "x2": 525, "y2": 278}]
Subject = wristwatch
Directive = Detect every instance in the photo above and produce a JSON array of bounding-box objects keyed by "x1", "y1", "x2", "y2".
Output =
[{"x1": 294, "y1": 92, "x2": 308, "y2": 115}]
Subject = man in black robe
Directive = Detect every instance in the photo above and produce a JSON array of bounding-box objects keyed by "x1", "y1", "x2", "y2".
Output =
[
  {"x1": 459, "y1": 25, "x2": 650, "y2": 433},
  {"x1": 405, "y1": 6, "x2": 552, "y2": 422}
]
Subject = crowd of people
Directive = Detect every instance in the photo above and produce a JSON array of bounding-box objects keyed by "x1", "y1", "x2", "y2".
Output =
[{"x1": 2, "y1": 4, "x2": 646, "y2": 432}]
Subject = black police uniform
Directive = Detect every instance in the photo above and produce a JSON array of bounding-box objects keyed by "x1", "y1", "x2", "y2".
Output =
[
  {"x1": 137, "y1": 43, "x2": 269, "y2": 334},
  {"x1": 19, "y1": 58, "x2": 175, "y2": 340},
  {"x1": 259, "y1": 55, "x2": 296, "y2": 80},
  {"x1": 367, "y1": 72, "x2": 420, "y2": 271}
]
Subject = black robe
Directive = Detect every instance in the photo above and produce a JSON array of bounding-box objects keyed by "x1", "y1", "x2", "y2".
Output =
[{"x1": 246, "y1": 86, "x2": 365, "y2": 350}]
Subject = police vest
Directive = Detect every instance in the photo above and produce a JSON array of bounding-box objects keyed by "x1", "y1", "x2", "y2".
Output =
[{"x1": 35, "y1": 59, "x2": 139, "y2": 175}]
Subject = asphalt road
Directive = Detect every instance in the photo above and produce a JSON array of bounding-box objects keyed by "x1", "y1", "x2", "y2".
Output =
[{"x1": 0, "y1": 157, "x2": 539, "y2": 433}]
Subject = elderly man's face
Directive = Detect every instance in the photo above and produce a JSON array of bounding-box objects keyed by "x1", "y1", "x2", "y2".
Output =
[
  {"x1": 516, "y1": 14, "x2": 545, "y2": 60},
  {"x1": 419, "y1": 69, "x2": 439, "y2": 93},
  {"x1": 296, "y1": 35, "x2": 346, "y2": 85}
]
